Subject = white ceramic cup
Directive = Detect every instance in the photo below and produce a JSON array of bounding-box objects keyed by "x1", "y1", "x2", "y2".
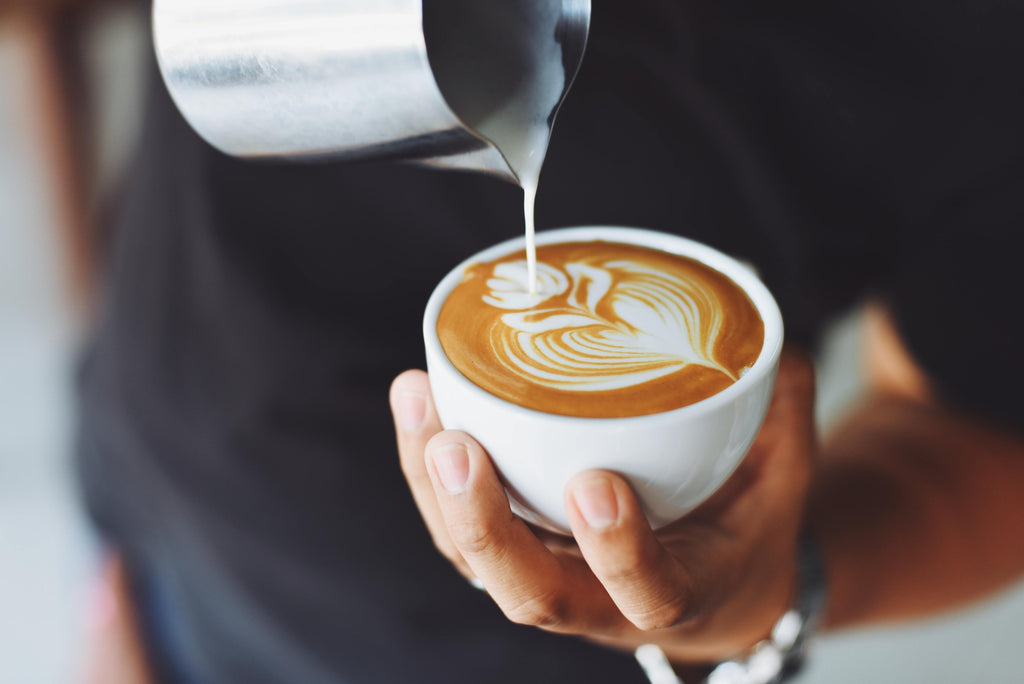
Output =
[{"x1": 424, "y1": 226, "x2": 784, "y2": 533}]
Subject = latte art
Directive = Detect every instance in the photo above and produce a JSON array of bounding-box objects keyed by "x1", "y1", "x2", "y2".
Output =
[
  {"x1": 487, "y1": 258, "x2": 737, "y2": 391},
  {"x1": 438, "y1": 241, "x2": 764, "y2": 417}
]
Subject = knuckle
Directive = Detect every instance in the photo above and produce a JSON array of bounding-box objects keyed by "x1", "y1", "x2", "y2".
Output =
[
  {"x1": 602, "y1": 557, "x2": 650, "y2": 586},
  {"x1": 448, "y1": 518, "x2": 501, "y2": 557},
  {"x1": 599, "y1": 544, "x2": 661, "y2": 587},
  {"x1": 503, "y1": 590, "x2": 568, "y2": 629},
  {"x1": 625, "y1": 595, "x2": 690, "y2": 632}
]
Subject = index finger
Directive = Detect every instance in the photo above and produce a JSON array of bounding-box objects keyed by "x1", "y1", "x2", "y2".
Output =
[
  {"x1": 390, "y1": 371, "x2": 466, "y2": 573},
  {"x1": 425, "y1": 431, "x2": 620, "y2": 633},
  {"x1": 565, "y1": 471, "x2": 695, "y2": 632}
]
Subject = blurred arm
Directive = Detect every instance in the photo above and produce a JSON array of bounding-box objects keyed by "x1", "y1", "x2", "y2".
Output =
[
  {"x1": 1, "y1": 0, "x2": 118, "y2": 310},
  {"x1": 82, "y1": 556, "x2": 155, "y2": 684},
  {"x1": 811, "y1": 304, "x2": 1024, "y2": 629}
]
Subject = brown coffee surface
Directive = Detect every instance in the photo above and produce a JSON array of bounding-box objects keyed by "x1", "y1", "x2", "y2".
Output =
[{"x1": 437, "y1": 241, "x2": 764, "y2": 417}]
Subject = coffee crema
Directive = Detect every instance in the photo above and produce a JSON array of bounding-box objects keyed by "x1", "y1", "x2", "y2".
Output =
[{"x1": 437, "y1": 241, "x2": 765, "y2": 418}]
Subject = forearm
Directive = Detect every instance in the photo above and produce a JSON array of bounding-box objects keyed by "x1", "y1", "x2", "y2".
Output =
[
  {"x1": 3, "y1": 4, "x2": 108, "y2": 308},
  {"x1": 810, "y1": 394, "x2": 1024, "y2": 630}
]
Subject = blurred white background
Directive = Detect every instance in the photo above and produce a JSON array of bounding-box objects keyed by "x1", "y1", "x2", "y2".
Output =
[
  {"x1": 1, "y1": 6, "x2": 145, "y2": 682},
  {"x1": 0, "y1": 6, "x2": 1022, "y2": 683},
  {"x1": 1, "y1": 22, "x2": 89, "y2": 684}
]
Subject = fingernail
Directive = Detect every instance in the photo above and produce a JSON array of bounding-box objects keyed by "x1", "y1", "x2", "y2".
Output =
[
  {"x1": 572, "y1": 477, "x2": 619, "y2": 530},
  {"x1": 396, "y1": 391, "x2": 427, "y2": 432},
  {"x1": 431, "y1": 443, "x2": 469, "y2": 493}
]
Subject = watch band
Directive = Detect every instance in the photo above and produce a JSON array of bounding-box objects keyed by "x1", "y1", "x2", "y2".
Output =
[{"x1": 705, "y1": 529, "x2": 829, "y2": 684}]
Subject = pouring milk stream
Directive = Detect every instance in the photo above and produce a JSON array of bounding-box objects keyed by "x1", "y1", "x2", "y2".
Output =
[
  {"x1": 425, "y1": 0, "x2": 576, "y2": 295},
  {"x1": 155, "y1": 0, "x2": 590, "y2": 293}
]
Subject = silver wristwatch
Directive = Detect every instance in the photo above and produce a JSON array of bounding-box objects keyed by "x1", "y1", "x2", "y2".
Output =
[
  {"x1": 706, "y1": 531, "x2": 829, "y2": 684},
  {"x1": 635, "y1": 531, "x2": 828, "y2": 684}
]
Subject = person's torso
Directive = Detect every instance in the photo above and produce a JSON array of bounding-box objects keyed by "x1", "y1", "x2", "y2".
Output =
[{"x1": 78, "y1": 1, "x2": 1024, "y2": 681}]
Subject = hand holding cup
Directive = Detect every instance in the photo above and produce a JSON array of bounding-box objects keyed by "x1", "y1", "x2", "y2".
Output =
[
  {"x1": 423, "y1": 227, "x2": 784, "y2": 532},
  {"x1": 390, "y1": 349, "x2": 817, "y2": 662}
]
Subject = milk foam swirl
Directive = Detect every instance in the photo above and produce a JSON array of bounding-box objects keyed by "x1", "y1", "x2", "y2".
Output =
[
  {"x1": 482, "y1": 257, "x2": 736, "y2": 391},
  {"x1": 437, "y1": 241, "x2": 764, "y2": 418}
]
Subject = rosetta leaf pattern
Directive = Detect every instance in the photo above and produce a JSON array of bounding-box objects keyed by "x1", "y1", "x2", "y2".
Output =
[{"x1": 483, "y1": 258, "x2": 736, "y2": 392}]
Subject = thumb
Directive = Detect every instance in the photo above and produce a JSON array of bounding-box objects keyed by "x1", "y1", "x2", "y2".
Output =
[{"x1": 566, "y1": 471, "x2": 694, "y2": 632}]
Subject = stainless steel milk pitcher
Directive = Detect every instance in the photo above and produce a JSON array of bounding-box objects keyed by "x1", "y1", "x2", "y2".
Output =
[{"x1": 153, "y1": 0, "x2": 591, "y2": 184}]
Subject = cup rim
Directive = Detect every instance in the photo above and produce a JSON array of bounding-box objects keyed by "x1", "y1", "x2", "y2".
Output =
[{"x1": 424, "y1": 226, "x2": 784, "y2": 425}]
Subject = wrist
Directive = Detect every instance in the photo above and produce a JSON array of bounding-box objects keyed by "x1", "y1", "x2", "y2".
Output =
[{"x1": 706, "y1": 529, "x2": 828, "y2": 684}]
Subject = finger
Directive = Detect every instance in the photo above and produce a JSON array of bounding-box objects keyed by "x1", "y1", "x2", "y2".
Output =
[
  {"x1": 426, "y1": 431, "x2": 611, "y2": 632},
  {"x1": 565, "y1": 471, "x2": 694, "y2": 632},
  {"x1": 390, "y1": 371, "x2": 465, "y2": 572}
]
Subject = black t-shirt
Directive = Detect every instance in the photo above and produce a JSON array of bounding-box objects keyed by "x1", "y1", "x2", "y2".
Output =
[{"x1": 78, "y1": 1, "x2": 1024, "y2": 682}]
